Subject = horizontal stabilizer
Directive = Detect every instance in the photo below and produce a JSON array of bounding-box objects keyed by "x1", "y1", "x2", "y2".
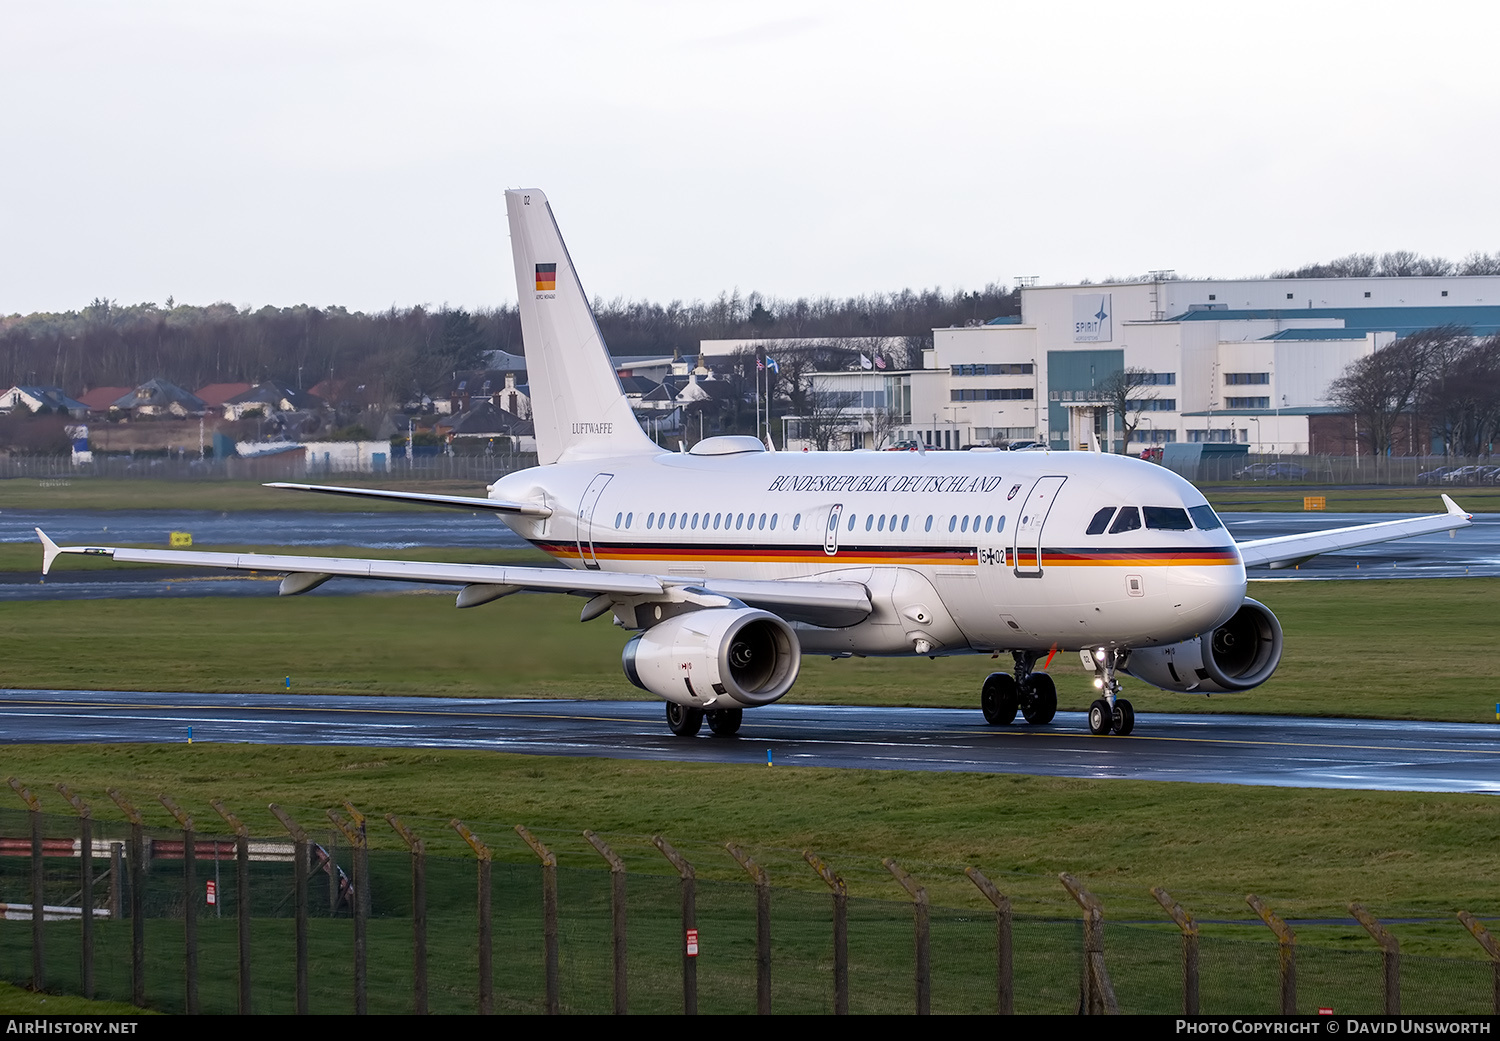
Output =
[{"x1": 265, "y1": 483, "x2": 551, "y2": 517}]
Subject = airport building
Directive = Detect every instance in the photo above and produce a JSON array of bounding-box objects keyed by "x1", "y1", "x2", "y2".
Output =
[{"x1": 764, "y1": 275, "x2": 1500, "y2": 454}]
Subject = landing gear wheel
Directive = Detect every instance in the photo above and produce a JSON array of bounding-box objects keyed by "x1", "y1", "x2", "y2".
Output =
[
  {"x1": 665, "y1": 702, "x2": 704, "y2": 737},
  {"x1": 1020, "y1": 673, "x2": 1058, "y2": 725},
  {"x1": 981, "y1": 673, "x2": 1019, "y2": 725},
  {"x1": 706, "y1": 708, "x2": 743, "y2": 737},
  {"x1": 1112, "y1": 699, "x2": 1135, "y2": 736},
  {"x1": 1088, "y1": 699, "x2": 1113, "y2": 736}
]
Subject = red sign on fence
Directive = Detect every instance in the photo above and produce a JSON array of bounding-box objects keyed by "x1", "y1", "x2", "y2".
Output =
[
  {"x1": 206, "y1": 880, "x2": 217, "y2": 906},
  {"x1": 686, "y1": 928, "x2": 699, "y2": 957}
]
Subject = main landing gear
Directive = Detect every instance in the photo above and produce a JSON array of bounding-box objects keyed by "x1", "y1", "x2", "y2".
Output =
[
  {"x1": 665, "y1": 703, "x2": 743, "y2": 738},
  {"x1": 1082, "y1": 647, "x2": 1134, "y2": 736},
  {"x1": 981, "y1": 651, "x2": 1057, "y2": 726}
]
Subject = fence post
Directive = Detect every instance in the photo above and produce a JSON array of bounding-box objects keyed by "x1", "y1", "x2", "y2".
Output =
[
  {"x1": 452, "y1": 819, "x2": 494, "y2": 1015},
  {"x1": 1060, "y1": 872, "x2": 1118, "y2": 1014},
  {"x1": 7, "y1": 778, "x2": 44, "y2": 993},
  {"x1": 584, "y1": 830, "x2": 628, "y2": 1015},
  {"x1": 1151, "y1": 886, "x2": 1199, "y2": 1015},
  {"x1": 726, "y1": 843, "x2": 771, "y2": 1015},
  {"x1": 386, "y1": 814, "x2": 428, "y2": 1015},
  {"x1": 804, "y1": 850, "x2": 848, "y2": 1015},
  {"x1": 106, "y1": 788, "x2": 146, "y2": 1008},
  {"x1": 1247, "y1": 894, "x2": 1296, "y2": 1014},
  {"x1": 156, "y1": 795, "x2": 198, "y2": 1015},
  {"x1": 327, "y1": 808, "x2": 367, "y2": 1014},
  {"x1": 1349, "y1": 902, "x2": 1400, "y2": 1014},
  {"x1": 209, "y1": 800, "x2": 252, "y2": 1015},
  {"x1": 965, "y1": 867, "x2": 1013, "y2": 1015},
  {"x1": 56, "y1": 785, "x2": 94, "y2": 1000},
  {"x1": 1456, "y1": 912, "x2": 1500, "y2": 1014},
  {"x1": 515, "y1": 825, "x2": 559, "y2": 1014},
  {"x1": 652, "y1": 835, "x2": 698, "y2": 1015},
  {"x1": 108, "y1": 843, "x2": 123, "y2": 923},
  {"x1": 268, "y1": 803, "x2": 310, "y2": 1015},
  {"x1": 883, "y1": 858, "x2": 930, "y2": 1014}
]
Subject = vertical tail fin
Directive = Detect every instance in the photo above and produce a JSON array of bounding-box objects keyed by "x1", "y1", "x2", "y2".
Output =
[{"x1": 506, "y1": 189, "x2": 658, "y2": 464}]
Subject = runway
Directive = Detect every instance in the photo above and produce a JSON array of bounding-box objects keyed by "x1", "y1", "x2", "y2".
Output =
[{"x1": 2, "y1": 689, "x2": 1497, "y2": 794}]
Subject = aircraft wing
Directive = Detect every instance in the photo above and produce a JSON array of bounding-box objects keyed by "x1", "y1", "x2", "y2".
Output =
[
  {"x1": 1236, "y1": 495, "x2": 1473, "y2": 569},
  {"x1": 263, "y1": 482, "x2": 553, "y2": 517},
  {"x1": 34, "y1": 530, "x2": 873, "y2": 626}
]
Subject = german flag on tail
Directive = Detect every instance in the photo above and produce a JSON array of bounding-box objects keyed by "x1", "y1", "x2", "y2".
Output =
[{"x1": 535, "y1": 263, "x2": 557, "y2": 291}]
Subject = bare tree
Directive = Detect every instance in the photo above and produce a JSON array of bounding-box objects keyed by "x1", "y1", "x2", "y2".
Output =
[
  {"x1": 1328, "y1": 327, "x2": 1451, "y2": 463},
  {"x1": 794, "y1": 389, "x2": 859, "y2": 451},
  {"x1": 1095, "y1": 367, "x2": 1160, "y2": 455}
]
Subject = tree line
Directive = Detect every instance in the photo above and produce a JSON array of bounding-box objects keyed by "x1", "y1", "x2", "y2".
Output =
[
  {"x1": 0, "y1": 284, "x2": 1019, "y2": 400},
  {"x1": 1329, "y1": 325, "x2": 1500, "y2": 458}
]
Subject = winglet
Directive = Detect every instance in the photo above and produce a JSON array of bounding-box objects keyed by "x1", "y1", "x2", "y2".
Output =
[
  {"x1": 1441, "y1": 494, "x2": 1472, "y2": 520},
  {"x1": 35, "y1": 528, "x2": 61, "y2": 576}
]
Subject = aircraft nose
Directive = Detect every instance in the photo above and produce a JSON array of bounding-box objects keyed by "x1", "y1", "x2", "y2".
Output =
[{"x1": 1171, "y1": 561, "x2": 1246, "y2": 632}]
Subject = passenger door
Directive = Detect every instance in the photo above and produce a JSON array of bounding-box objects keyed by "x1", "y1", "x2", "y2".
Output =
[{"x1": 1012, "y1": 476, "x2": 1066, "y2": 576}]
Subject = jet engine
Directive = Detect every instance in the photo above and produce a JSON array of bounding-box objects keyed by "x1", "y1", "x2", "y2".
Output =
[
  {"x1": 622, "y1": 607, "x2": 801, "y2": 709},
  {"x1": 1122, "y1": 597, "x2": 1283, "y2": 694}
]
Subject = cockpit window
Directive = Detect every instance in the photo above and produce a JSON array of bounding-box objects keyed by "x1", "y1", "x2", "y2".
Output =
[
  {"x1": 1086, "y1": 507, "x2": 1116, "y2": 535},
  {"x1": 1108, "y1": 507, "x2": 1142, "y2": 534},
  {"x1": 1143, "y1": 507, "x2": 1193, "y2": 531},
  {"x1": 1189, "y1": 504, "x2": 1225, "y2": 531}
]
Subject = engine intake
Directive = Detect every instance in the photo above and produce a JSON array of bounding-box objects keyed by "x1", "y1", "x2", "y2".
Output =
[
  {"x1": 622, "y1": 607, "x2": 801, "y2": 708},
  {"x1": 1122, "y1": 597, "x2": 1283, "y2": 694}
]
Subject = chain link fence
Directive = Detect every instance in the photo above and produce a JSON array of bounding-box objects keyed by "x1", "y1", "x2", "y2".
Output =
[{"x1": 1, "y1": 804, "x2": 1496, "y2": 1015}]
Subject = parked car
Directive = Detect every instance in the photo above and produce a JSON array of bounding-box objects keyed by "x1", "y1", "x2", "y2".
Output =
[
  {"x1": 1416, "y1": 466, "x2": 1454, "y2": 485},
  {"x1": 882, "y1": 439, "x2": 920, "y2": 451},
  {"x1": 1234, "y1": 462, "x2": 1308, "y2": 480}
]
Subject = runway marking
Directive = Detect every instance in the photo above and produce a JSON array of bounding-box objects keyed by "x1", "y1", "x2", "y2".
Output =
[{"x1": 3, "y1": 698, "x2": 1498, "y2": 759}]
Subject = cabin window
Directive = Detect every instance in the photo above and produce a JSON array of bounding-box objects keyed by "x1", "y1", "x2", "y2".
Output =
[
  {"x1": 925, "y1": 515, "x2": 933, "y2": 532},
  {"x1": 668, "y1": 513, "x2": 676, "y2": 529},
  {"x1": 759, "y1": 513, "x2": 767, "y2": 530},
  {"x1": 646, "y1": 513, "x2": 654, "y2": 529},
  {"x1": 866, "y1": 515, "x2": 875, "y2": 532},
  {"x1": 972, "y1": 515, "x2": 981, "y2": 532},
  {"x1": 877, "y1": 515, "x2": 885, "y2": 531},
  {"x1": 984, "y1": 516, "x2": 993, "y2": 533},
  {"x1": 961, "y1": 516, "x2": 969, "y2": 533},
  {"x1": 848, "y1": 514, "x2": 857, "y2": 531},
  {"x1": 615, "y1": 512, "x2": 622, "y2": 528},
  {"x1": 948, "y1": 516, "x2": 957, "y2": 532},
  {"x1": 770, "y1": 514, "x2": 777, "y2": 530},
  {"x1": 793, "y1": 514, "x2": 801, "y2": 530},
  {"x1": 996, "y1": 515, "x2": 1005, "y2": 532},
  {"x1": 735, "y1": 513, "x2": 743, "y2": 529},
  {"x1": 625, "y1": 512, "x2": 632, "y2": 528},
  {"x1": 1086, "y1": 507, "x2": 1116, "y2": 535},
  {"x1": 901, "y1": 515, "x2": 910, "y2": 532},
  {"x1": 1109, "y1": 507, "x2": 1142, "y2": 534},
  {"x1": 1143, "y1": 506, "x2": 1193, "y2": 531}
]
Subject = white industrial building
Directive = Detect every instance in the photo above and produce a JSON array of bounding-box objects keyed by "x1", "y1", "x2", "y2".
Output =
[{"x1": 765, "y1": 275, "x2": 1500, "y2": 454}]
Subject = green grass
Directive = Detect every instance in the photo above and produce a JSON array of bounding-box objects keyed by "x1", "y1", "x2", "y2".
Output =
[
  {"x1": 0, "y1": 980, "x2": 154, "y2": 1015},
  {"x1": 3, "y1": 578, "x2": 1500, "y2": 721},
  {"x1": 0, "y1": 742, "x2": 1496, "y2": 982},
  {"x1": 1200, "y1": 484, "x2": 1500, "y2": 514},
  {"x1": 0, "y1": 541, "x2": 556, "y2": 574}
]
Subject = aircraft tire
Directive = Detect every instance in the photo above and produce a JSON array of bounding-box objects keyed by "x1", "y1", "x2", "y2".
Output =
[
  {"x1": 1112, "y1": 699, "x2": 1135, "y2": 736},
  {"x1": 666, "y1": 702, "x2": 704, "y2": 737},
  {"x1": 706, "y1": 708, "x2": 743, "y2": 737},
  {"x1": 981, "y1": 673, "x2": 1019, "y2": 725},
  {"x1": 1088, "y1": 699, "x2": 1112, "y2": 736},
  {"x1": 1021, "y1": 673, "x2": 1057, "y2": 725}
]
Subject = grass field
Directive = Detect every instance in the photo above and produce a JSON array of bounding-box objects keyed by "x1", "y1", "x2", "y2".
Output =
[{"x1": 2, "y1": 578, "x2": 1498, "y2": 721}]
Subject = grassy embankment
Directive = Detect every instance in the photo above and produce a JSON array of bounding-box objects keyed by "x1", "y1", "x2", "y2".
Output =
[
  {"x1": 1, "y1": 742, "x2": 1496, "y2": 952},
  {"x1": 0, "y1": 577, "x2": 1496, "y2": 721}
]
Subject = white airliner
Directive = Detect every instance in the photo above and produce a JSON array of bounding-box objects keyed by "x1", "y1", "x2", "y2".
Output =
[{"x1": 37, "y1": 189, "x2": 1475, "y2": 738}]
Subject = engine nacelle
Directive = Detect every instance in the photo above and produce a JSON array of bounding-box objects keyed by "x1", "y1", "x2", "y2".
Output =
[
  {"x1": 1122, "y1": 597, "x2": 1283, "y2": 694},
  {"x1": 622, "y1": 607, "x2": 801, "y2": 709}
]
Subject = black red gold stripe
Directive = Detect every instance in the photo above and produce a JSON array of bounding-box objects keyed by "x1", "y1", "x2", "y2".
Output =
[
  {"x1": 529, "y1": 540, "x2": 1240, "y2": 569},
  {"x1": 535, "y1": 263, "x2": 557, "y2": 291}
]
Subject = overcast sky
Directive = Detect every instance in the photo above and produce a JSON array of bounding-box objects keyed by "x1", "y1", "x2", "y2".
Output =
[{"x1": 4, "y1": 1, "x2": 1497, "y2": 315}]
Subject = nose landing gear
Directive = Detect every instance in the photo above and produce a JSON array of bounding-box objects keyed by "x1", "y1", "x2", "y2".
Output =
[
  {"x1": 1082, "y1": 647, "x2": 1134, "y2": 736},
  {"x1": 981, "y1": 651, "x2": 1057, "y2": 726}
]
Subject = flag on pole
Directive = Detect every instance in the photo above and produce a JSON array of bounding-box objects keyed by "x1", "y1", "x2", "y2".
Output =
[
  {"x1": 756, "y1": 358, "x2": 764, "y2": 370},
  {"x1": 874, "y1": 355, "x2": 887, "y2": 370},
  {"x1": 859, "y1": 354, "x2": 873, "y2": 370},
  {"x1": 765, "y1": 355, "x2": 779, "y2": 372}
]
